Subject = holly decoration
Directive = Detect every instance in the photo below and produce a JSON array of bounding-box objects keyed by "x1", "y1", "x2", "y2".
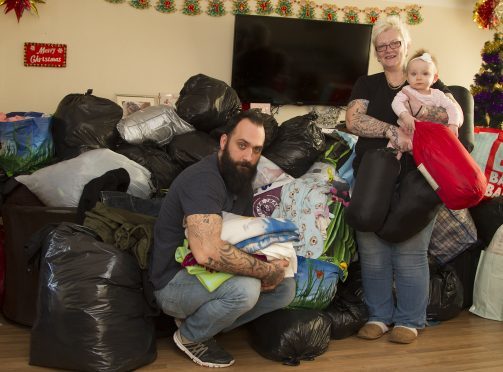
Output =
[
  {"x1": 155, "y1": 0, "x2": 175, "y2": 13},
  {"x1": 384, "y1": 6, "x2": 400, "y2": 17},
  {"x1": 207, "y1": 0, "x2": 225, "y2": 16},
  {"x1": 470, "y1": 33, "x2": 503, "y2": 128},
  {"x1": 105, "y1": 0, "x2": 125, "y2": 3},
  {"x1": 0, "y1": 0, "x2": 45, "y2": 22},
  {"x1": 298, "y1": 0, "x2": 315, "y2": 20},
  {"x1": 129, "y1": 0, "x2": 150, "y2": 9},
  {"x1": 275, "y1": 0, "x2": 292, "y2": 17},
  {"x1": 363, "y1": 7, "x2": 380, "y2": 24},
  {"x1": 342, "y1": 6, "x2": 359, "y2": 24},
  {"x1": 473, "y1": 0, "x2": 501, "y2": 30},
  {"x1": 255, "y1": 0, "x2": 272, "y2": 15},
  {"x1": 182, "y1": 0, "x2": 200, "y2": 15},
  {"x1": 232, "y1": 0, "x2": 249, "y2": 15},
  {"x1": 321, "y1": 4, "x2": 337, "y2": 22},
  {"x1": 405, "y1": 5, "x2": 422, "y2": 25}
]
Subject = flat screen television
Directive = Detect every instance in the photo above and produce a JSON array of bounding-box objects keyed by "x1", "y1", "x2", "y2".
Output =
[{"x1": 231, "y1": 15, "x2": 373, "y2": 107}]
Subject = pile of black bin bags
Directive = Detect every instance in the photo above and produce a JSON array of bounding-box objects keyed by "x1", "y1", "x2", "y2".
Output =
[{"x1": 26, "y1": 74, "x2": 354, "y2": 370}]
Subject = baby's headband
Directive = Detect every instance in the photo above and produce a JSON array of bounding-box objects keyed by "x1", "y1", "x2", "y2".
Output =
[{"x1": 410, "y1": 52, "x2": 434, "y2": 64}]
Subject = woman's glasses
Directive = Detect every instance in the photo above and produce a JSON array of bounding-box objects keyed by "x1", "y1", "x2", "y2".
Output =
[{"x1": 375, "y1": 40, "x2": 402, "y2": 52}]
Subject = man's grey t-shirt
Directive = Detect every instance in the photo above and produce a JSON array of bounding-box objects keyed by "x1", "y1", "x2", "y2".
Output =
[{"x1": 149, "y1": 153, "x2": 253, "y2": 290}]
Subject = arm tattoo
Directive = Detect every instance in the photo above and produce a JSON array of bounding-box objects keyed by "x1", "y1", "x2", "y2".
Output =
[
  {"x1": 347, "y1": 99, "x2": 391, "y2": 138},
  {"x1": 417, "y1": 106, "x2": 448, "y2": 124},
  {"x1": 206, "y1": 243, "x2": 277, "y2": 281},
  {"x1": 187, "y1": 214, "x2": 276, "y2": 280}
]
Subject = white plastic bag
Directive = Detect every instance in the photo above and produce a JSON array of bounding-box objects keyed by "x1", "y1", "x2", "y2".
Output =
[{"x1": 469, "y1": 250, "x2": 503, "y2": 321}]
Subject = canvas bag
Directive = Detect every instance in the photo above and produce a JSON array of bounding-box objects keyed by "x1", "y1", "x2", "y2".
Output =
[{"x1": 470, "y1": 127, "x2": 503, "y2": 199}]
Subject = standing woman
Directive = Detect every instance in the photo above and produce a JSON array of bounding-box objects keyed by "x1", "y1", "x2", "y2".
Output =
[{"x1": 345, "y1": 16, "x2": 461, "y2": 344}]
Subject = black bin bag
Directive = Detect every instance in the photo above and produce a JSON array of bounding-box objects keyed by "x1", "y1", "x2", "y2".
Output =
[
  {"x1": 427, "y1": 263, "x2": 464, "y2": 322},
  {"x1": 167, "y1": 130, "x2": 219, "y2": 168},
  {"x1": 262, "y1": 113, "x2": 325, "y2": 178},
  {"x1": 377, "y1": 169, "x2": 442, "y2": 243},
  {"x1": 30, "y1": 223, "x2": 157, "y2": 372},
  {"x1": 52, "y1": 89, "x2": 123, "y2": 160},
  {"x1": 324, "y1": 261, "x2": 368, "y2": 339},
  {"x1": 176, "y1": 74, "x2": 242, "y2": 133},
  {"x1": 345, "y1": 148, "x2": 401, "y2": 232},
  {"x1": 248, "y1": 308, "x2": 331, "y2": 366}
]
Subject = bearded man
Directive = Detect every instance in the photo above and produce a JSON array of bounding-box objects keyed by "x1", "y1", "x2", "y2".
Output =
[{"x1": 150, "y1": 109, "x2": 295, "y2": 368}]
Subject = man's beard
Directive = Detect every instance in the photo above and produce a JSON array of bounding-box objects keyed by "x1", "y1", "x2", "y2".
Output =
[{"x1": 220, "y1": 146, "x2": 258, "y2": 196}]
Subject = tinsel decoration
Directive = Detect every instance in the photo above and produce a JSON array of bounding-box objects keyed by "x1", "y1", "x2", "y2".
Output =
[
  {"x1": 182, "y1": 0, "x2": 200, "y2": 14},
  {"x1": 342, "y1": 6, "x2": 359, "y2": 23},
  {"x1": 298, "y1": 0, "x2": 315, "y2": 20},
  {"x1": 155, "y1": 0, "x2": 176, "y2": 13},
  {"x1": 405, "y1": 4, "x2": 422, "y2": 25},
  {"x1": 255, "y1": 0, "x2": 273, "y2": 15},
  {"x1": 384, "y1": 6, "x2": 401, "y2": 17},
  {"x1": 0, "y1": 0, "x2": 45, "y2": 21},
  {"x1": 232, "y1": 0, "x2": 249, "y2": 15},
  {"x1": 321, "y1": 4, "x2": 337, "y2": 22},
  {"x1": 275, "y1": 0, "x2": 292, "y2": 17},
  {"x1": 470, "y1": 33, "x2": 503, "y2": 128},
  {"x1": 364, "y1": 7, "x2": 380, "y2": 24},
  {"x1": 207, "y1": 0, "x2": 225, "y2": 16},
  {"x1": 129, "y1": 0, "x2": 150, "y2": 9},
  {"x1": 473, "y1": 0, "x2": 501, "y2": 30}
]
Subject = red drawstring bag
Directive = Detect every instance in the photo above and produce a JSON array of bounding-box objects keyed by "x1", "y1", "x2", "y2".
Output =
[{"x1": 412, "y1": 121, "x2": 487, "y2": 210}]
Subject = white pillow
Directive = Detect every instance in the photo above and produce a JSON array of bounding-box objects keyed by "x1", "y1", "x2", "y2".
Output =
[{"x1": 15, "y1": 148, "x2": 153, "y2": 207}]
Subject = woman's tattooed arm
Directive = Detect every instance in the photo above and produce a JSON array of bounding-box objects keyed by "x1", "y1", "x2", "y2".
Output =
[{"x1": 345, "y1": 99, "x2": 391, "y2": 138}]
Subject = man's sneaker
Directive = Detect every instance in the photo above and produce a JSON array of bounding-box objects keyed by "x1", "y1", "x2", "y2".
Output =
[{"x1": 173, "y1": 330, "x2": 235, "y2": 368}]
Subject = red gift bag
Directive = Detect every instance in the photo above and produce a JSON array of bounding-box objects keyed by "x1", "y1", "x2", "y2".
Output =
[{"x1": 412, "y1": 121, "x2": 487, "y2": 210}]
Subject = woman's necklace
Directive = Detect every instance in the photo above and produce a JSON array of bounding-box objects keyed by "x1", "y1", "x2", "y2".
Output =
[
  {"x1": 387, "y1": 78, "x2": 406, "y2": 90},
  {"x1": 385, "y1": 74, "x2": 406, "y2": 90}
]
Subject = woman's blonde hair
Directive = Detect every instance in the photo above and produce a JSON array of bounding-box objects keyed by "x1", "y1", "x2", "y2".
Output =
[{"x1": 371, "y1": 15, "x2": 411, "y2": 52}]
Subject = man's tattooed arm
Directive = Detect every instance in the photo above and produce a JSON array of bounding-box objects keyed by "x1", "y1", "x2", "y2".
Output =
[{"x1": 185, "y1": 214, "x2": 285, "y2": 287}]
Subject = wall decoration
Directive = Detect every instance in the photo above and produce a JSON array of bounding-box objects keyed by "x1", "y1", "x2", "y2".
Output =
[
  {"x1": 232, "y1": 0, "x2": 249, "y2": 15},
  {"x1": 182, "y1": 0, "x2": 201, "y2": 15},
  {"x1": 116, "y1": 94, "x2": 159, "y2": 117},
  {"x1": 405, "y1": 4, "x2": 422, "y2": 25},
  {"x1": 342, "y1": 6, "x2": 359, "y2": 24},
  {"x1": 473, "y1": 0, "x2": 501, "y2": 30},
  {"x1": 129, "y1": 0, "x2": 151, "y2": 9},
  {"x1": 298, "y1": 0, "x2": 315, "y2": 20},
  {"x1": 275, "y1": 0, "x2": 292, "y2": 17},
  {"x1": 102, "y1": 0, "x2": 424, "y2": 26},
  {"x1": 155, "y1": 0, "x2": 176, "y2": 13},
  {"x1": 24, "y1": 42, "x2": 66, "y2": 68},
  {"x1": 364, "y1": 7, "x2": 380, "y2": 24},
  {"x1": 207, "y1": 0, "x2": 226, "y2": 16},
  {"x1": 1, "y1": 0, "x2": 45, "y2": 22},
  {"x1": 321, "y1": 4, "x2": 337, "y2": 22},
  {"x1": 256, "y1": 0, "x2": 273, "y2": 15}
]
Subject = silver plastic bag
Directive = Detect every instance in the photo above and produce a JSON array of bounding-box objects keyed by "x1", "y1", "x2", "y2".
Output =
[{"x1": 117, "y1": 105, "x2": 194, "y2": 145}]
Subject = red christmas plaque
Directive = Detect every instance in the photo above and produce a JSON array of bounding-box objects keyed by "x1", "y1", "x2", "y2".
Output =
[{"x1": 24, "y1": 42, "x2": 67, "y2": 67}]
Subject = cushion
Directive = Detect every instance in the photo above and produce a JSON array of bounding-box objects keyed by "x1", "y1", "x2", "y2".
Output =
[{"x1": 16, "y1": 149, "x2": 153, "y2": 207}]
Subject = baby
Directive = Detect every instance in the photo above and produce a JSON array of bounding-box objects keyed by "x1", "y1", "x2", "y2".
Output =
[{"x1": 391, "y1": 49, "x2": 463, "y2": 137}]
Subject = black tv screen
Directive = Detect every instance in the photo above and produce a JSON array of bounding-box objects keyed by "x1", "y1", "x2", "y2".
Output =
[{"x1": 231, "y1": 15, "x2": 372, "y2": 107}]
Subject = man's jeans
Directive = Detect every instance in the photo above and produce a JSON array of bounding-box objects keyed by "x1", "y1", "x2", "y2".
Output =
[
  {"x1": 154, "y1": 269, "x2": 296, "y2": 342},
  {"x1": 356, "y1": 217, "x2": 436, "y2": 329}
]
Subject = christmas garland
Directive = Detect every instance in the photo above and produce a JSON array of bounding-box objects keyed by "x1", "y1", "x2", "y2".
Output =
[{"x1": 102, "y1": 0, "x2": 423, "y2": 25}]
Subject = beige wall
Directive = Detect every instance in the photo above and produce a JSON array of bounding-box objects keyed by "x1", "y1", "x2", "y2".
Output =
[{"x1": 0, "y1": 0, "x2": 495, "y2": 123}]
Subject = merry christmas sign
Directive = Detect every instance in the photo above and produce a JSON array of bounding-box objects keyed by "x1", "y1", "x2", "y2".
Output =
[{"x1": 24, "y1": 42, "x2": 67, "y2": 67}]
